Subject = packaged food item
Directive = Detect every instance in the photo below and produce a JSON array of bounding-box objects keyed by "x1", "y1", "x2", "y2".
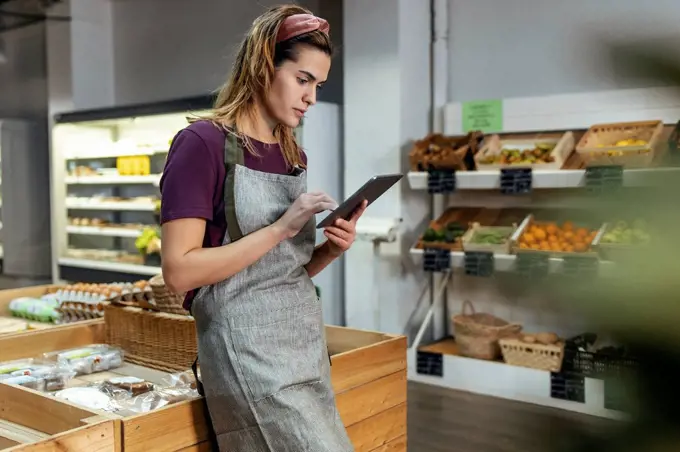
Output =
[
  {"x1": 3, "y1": 375, "x2": 45, "y2": 391},
  {"x1": 54, "y1": 387, "x2": 119, "y2": 412},
  {"x1": 105, "y1": 376, "x2": 154, "y2": 396},
  {"x1": 0, "y1": 358, "x2": 77, "y2": 392},
  {"x1": 163, "y1": 370, "x2": 197, "y2": 389},
  {"x1": 8, "y1": 297, "x2": 60, "y2": 323},
  {"x1": 117, "y1": 386, "x2": 200, "y2": 413},
  {"x1": 43, "y1": 345, "x2": 124, "y2": 375}
]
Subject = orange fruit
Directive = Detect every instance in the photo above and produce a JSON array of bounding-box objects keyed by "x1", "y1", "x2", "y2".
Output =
[
  {"x1": 563, "y1": 221, "x2": 575, "y2": 231},
  {"x1": 534, "y1": 229, "x2": 547, "y2": 241},
  {"x1": 546, "y1": 223, "x2": 559, "y2": 235},
  {"x1": 576, "y1": 227, "x2": 589, "y2": 237},
  {"x1": 523, "y1": 233, "x2": 535, "y2": 244},
  {"x1": 563, "y1": 231, "x2": 574, "y2": 241},
  {"x1": 550, "y1": 243, "x2": 562, "y2": 252},
  {"x1": 548, "y1": 234, "x2": 558, "y2": 243},
  {"x1": 574, "y1": 242, "x2": 587, "y2": 252}
]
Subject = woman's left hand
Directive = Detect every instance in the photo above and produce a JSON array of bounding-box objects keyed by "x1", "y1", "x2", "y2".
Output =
[{"x1": 323, "y1": 200, "x2": 368, "y2": 257}]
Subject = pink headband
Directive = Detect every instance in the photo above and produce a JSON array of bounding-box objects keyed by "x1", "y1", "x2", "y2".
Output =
[{"x1": 276, "y1": 13, "x2": 330, "y2": 43}]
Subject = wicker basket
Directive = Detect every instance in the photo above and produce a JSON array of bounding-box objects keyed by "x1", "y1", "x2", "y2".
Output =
[
  {"x1": 149, "y1": 274, "x2": 189, "y2": 315},
  {"x1": 452, "y1": 300, "x2": 522, "y2": 360},
  {"x1": 499, "y1": 338, "x2": 565, "y2": 372},
  {"x1": 104, "y1": 304, "x2": 197, "y2": 372}
]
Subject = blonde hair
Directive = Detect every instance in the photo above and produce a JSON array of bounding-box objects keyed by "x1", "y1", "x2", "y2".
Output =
[{"x1": 200, "y1": 4, "x2": 333, "y2": 169}]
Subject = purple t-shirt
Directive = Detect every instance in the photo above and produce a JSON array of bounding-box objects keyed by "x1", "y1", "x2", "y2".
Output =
[{"x1": 159, "y1": 120, "x2": 307, "y2": 307}]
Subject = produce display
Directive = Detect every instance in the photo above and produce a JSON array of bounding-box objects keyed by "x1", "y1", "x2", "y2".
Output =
[
  {"x1": 470, "y1": 229, "x2": 512, "y2": 245},
  {"x1": 596, "y1": 138, "x2": 648, "y2": 148},
  {"x1": 136, "y1": 226, "x2": 161, "y2": 255},
  {"x1": 601, "y1": 220, "x2": 651, "y2": 244},
  {"x1": 518, "y1": 221, "x2": 599, "y2": 253},
  {"x1": 478, "y1": 143, "x2": 556, "y2": 165},
  {"x1": 422, "y1": 221, "x2": 466, "y2": 244},
  {"x1": 409, "y1": 131, "x2": 483, "y2": 171}
]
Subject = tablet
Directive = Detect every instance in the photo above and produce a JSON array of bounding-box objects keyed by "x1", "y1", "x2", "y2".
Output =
[{"x1": 316, "y1": 174, "x2": 403, "y2": 228}]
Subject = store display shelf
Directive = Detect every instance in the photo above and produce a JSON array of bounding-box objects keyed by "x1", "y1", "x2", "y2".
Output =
[
  {"x1": 64, "y1": 148, "x2": 168, "y2": 160},
  {"x1": 65, "y1": 174, "x2": 162, "y2": 185},
  {"x1": 58, "y1": 257, "x2": 160, "y2": 276},
  {"x1": 407, "y1": 167, "x2": 680, "y2": 191},
  {"x1": 410, "y1": 247, "x2": 615, "y2": 276},
  {"x1": 407, "y1": 342, "x2": 626, "y2": 420},
  {"x1": 65, "y1": 200, "x2": 156, "y2": 211},
  {"x1": 66, "y1": 225, "x2": 142, "y2": 238}
]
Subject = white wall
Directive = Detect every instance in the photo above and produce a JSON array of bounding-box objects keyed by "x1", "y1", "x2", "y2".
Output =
[
  {"x1": 343, "y1": 0, "x2": 431, "y2": 336},
  {"x1": 447, "y1": 0, "x2": 680, "y2": 102},
  {"x1": 110, "y1": 0, "x2": 342, "y2": 107}
]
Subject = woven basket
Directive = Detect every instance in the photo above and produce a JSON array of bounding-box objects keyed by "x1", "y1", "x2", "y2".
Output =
[
  {"x1": 149, "y1": 274, "x2": 189, "y2": 315},
  {"x1": 104, "y1": 304, "x2": 197, "y2": 372},
  {"x1": 500, "y1": 338, "x2": 564, "y2": 372},
  {"x1": 452, "y1": 300, "x2": 522, "y2": 360}
]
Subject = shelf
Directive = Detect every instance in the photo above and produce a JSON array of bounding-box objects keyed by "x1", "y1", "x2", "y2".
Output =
[
  {"x1": 65, "y1": 175, "x2": 161, "y2": 185},
  {"x1": 66, "y1": 225, "x2": 142, "y2": 238},
  {"x1": 58, "y1": 257, "x2": 160, "y2": 276},
  {"x1": 407, "y1": 341, "x2": 626, "y2": 420},
  {"x1": 410, "y1": 247, "x2": 615, "y2": 276},
  {"x1": 64, "y1": 149, "x2": 168, "y2": 160},
  {"x1": 407, "y1": 167, "x2": 680, "y2": 191},
  {"x1": 65, "y1": 200, "x2": 156, "y2": 211}
]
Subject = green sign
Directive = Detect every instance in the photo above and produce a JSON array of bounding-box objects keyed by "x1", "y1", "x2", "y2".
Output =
[{"x1": 462, "y1": 99, "x2": 503, "y2": 133}]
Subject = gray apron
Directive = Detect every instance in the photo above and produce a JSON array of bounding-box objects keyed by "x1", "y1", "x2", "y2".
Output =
[{"x1": 190, "y1": 130, "x2": 354, "y2": 452}]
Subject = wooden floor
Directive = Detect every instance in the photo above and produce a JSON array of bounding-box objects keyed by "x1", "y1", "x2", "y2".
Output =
[{"x1": 407, "y1": 382, "x2": 617, "y2": 452}]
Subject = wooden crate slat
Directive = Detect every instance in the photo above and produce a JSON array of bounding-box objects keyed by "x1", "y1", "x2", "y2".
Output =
[
  {"x1": 331, "y1": 335, "x2": 407, "y2": 394},
  {"x1": 346, "y1": 403, "x2": 407, "y2": 452},
  {"x1": 121, "y1": 399, "x2": 210, "y2": 452},
  {"x1": 369, "y1": 434, "x2": 407, "y2": 452},
  {"x1": 336, "y1": 370, "x2": 407, "y2": 427},
  {"x1": 0, "y1": 320, "x2": 106, "y2": 362},
  {"x1": 0, "y1": 383, "x2": 100, "y2": 435},
  {"x1": 5, "y1": 421, "x2": 116, "y2": 452}
]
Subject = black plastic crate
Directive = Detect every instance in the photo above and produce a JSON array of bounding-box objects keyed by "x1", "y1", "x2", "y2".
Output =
[{"x1": 563, "y1": 340, "x2": 639, "y2": 379}]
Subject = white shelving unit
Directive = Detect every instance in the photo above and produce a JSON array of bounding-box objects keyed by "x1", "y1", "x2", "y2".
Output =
[
  {"x1": 50, "y1": 98, "x2": 213, "y2": 283},
  {"x1": 407, "y1": 87, "x2": 680, "y2": 419}
]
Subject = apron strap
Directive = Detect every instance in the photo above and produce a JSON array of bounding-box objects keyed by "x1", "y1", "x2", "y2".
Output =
[
  {"x1": 192, "y1": 357, "x2": 220, "y2": 451},
  {"x1": 224, "y1": 130, "x2": 245, "y2": 242}
]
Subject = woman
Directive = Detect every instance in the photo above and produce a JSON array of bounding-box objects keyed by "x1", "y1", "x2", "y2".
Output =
[{"x1": 159, "y1": 4, "x2": 363, "y2": 452}]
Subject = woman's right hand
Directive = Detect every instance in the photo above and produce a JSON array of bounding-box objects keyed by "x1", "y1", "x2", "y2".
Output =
[{"x1": 274, "y1": 192, "x2": 337, "y2": 239}]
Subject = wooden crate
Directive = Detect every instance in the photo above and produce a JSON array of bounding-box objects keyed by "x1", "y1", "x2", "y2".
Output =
[
  {"x1": 475, "y1": 131, "x2": 574, "y2": 170},
  {"x1": 0, "y1": 319, "x2": 407, "y2": 452},
  {"x1": 575, "y1": 120, "x2": 664, "y2": 168},
  {"x1": 0, "y1": 284, "x2": 105, "y2": 349},
  {"x1": 0, "y1": 382, "x2": 117, "y2": 451}
]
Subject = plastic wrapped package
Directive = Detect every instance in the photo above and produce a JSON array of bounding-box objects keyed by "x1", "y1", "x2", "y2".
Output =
[
  {"x1": 54, "y1": 387, "x2": 120, "y2": 412},
  {"x1": 8, "y1": 297, "x2": 61, "y2": 323},
  {"x1": 116, "y1": 386, "x2": 200, "y2": 413},
  {"x1": 162, "y1": 370, "x2": 197, "y2": 389},
  {"x1": 103, "y1": 376, "x2": 155, "y2": 397},
  {"x1": 0, "y1": 358, "x2": 77, "y2": 391},
  {"x1": 43, "y1": 344, "x2": 124, "y2": 375}
]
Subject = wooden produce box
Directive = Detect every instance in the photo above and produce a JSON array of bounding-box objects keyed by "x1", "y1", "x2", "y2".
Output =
[
  {"x1": 0, "y1": 382, "x2": 117, "y2": 451},
  {"x1": 0, "y1": 316, "x2": 407, "y2": 452},
  {"x1": 0, "y1": 285, "x2": 105, "y2": 343},
  {"x1": 510, "y1": 214, "x2": 605, "y2": 257},
  {"x1": 475, "y1": 131, "x2": 575, "y2": 171},
  {"x1": 576, "y1": 120, "x2": 664, "y2": 168},
  {"x1": 408, "y1": 131, "x2": 483, "y2": 171},
  {"x1": 461, "y1": 222, "x2": 517, "y2": 255}
]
